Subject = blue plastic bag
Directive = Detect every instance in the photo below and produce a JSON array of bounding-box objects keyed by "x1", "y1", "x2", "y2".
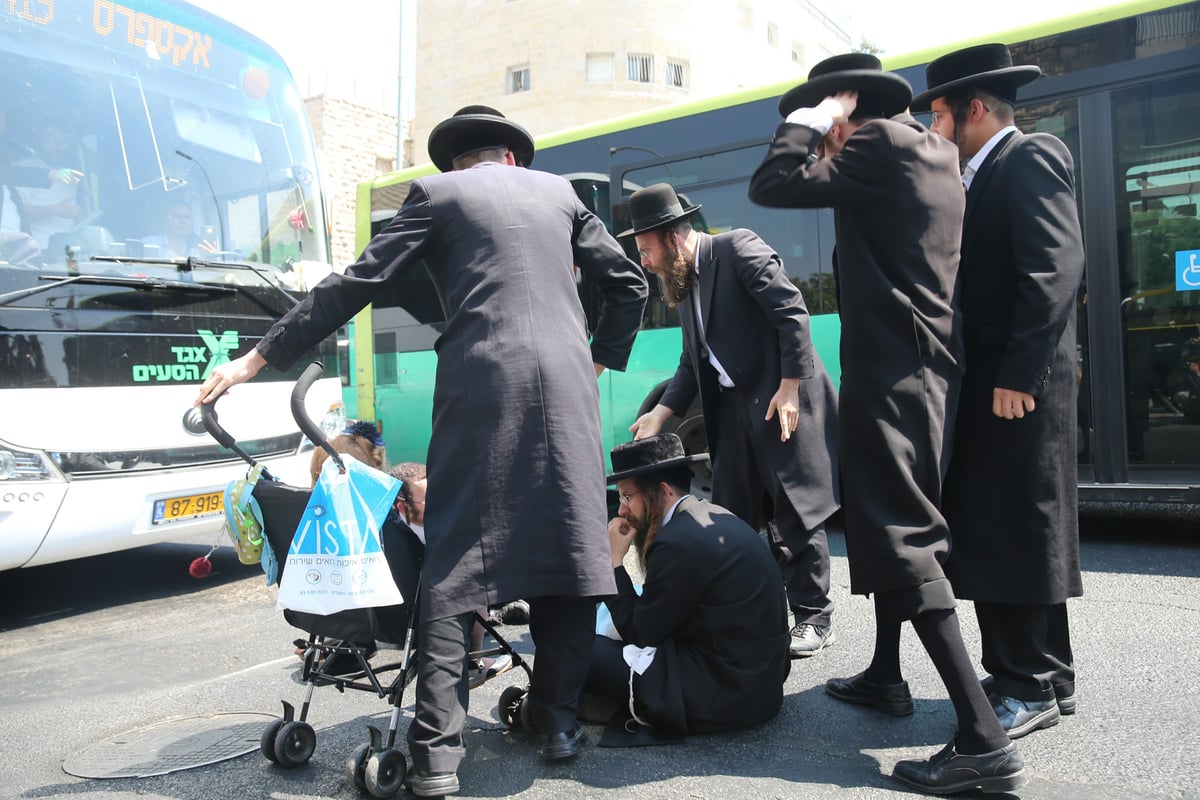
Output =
[{"x1": 276, "y1": 455, "x2": 403, "y2": 614}]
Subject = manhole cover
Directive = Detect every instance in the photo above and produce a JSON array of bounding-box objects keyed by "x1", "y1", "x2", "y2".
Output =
[{"x1": 63, "y1": 711, "x2": 278, "y2": 779}]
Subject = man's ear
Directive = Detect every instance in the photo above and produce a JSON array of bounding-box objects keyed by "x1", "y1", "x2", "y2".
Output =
[{"x1": 504, "y1": 150, "x2": 518, "y2": 166}]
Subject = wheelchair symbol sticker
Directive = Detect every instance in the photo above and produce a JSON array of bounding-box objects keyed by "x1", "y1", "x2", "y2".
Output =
[{"x1": 1178, "y1": 250, "x2": 1200, "y2": 292}]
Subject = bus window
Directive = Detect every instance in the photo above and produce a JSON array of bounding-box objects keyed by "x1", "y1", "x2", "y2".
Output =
[{"x1": 1115, "y1": 74, "x2": 1200, "y2": 469}]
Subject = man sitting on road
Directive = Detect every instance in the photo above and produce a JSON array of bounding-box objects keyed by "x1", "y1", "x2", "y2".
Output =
[{"x1": 584, "y1": 434, "x2": 790, "y2": 743}]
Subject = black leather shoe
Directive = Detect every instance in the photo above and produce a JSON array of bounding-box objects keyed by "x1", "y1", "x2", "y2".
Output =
[
  {"x1": 982, "y1": 675, "x2": 1076, "y2": 716},
  {"x1": 990, "y1": 694, "x2": 1060, "y2": 739},
  {"x1": 892, "y1": 741, "x2": 1027, "y2": 795},
  {"x1": 539, "y1": 725, "x2": 585, "y2": 762},
  {"x1": 826, "y1": 671, "x2": 914, "y2": 716},
  {"x1": 407, "y1": 770, "x2": 459, "y2": 797}
]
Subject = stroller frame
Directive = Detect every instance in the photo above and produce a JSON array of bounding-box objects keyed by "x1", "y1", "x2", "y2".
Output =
[{"x1": 202, "y1": 361, "x2": 533, "y2": 797}]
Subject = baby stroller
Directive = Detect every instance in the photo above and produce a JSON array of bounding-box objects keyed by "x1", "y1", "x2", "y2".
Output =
[{"x1": 202, "y1": 361, "x2": 532, "y2": 797}]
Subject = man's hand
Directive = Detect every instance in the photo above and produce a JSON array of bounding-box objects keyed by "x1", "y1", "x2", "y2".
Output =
[
  {"x1": 765, "y1": 378, "x2": 801, "y2": 442},
  {"x1": 992, "y1": 387, "x2": 1036, "y2": 419},
  {"x1": 608, "y1": 517, "x2": 636, "y2": 568},
  {"x1": 49, "y1": 167, "x2": 83, "y2": 186},
  {"x1": 195, "y1": 350, "x2": 267, "y2": 406},
  {"x1": 817, "y1": 90, "x2": 858, "y2": 124},
  {"x1": 594, "y1": 361, "x2": 606, "y2": 379},
  {"x1": 629, "y1": 403, "x2": 673, "y2": 440}
]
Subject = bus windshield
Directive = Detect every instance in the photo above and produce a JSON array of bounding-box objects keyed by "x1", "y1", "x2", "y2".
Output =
[{"x1": 0, "y1": 1, "x2": 329, "y2": 287}]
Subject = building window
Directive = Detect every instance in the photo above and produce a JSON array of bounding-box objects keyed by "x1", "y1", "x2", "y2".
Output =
[
  {"x1": 507, "y1": 65, "x2": 531, "y2": 94},
  {"x1": 767, "y1": 22, "x2": 778, "y2": 47},
  {"x1": 627, "y1": 53, "x2": 654, "y2": 83},
  {"x1": 737, "y1": 2, "x2": 752, "y2": 29},
  {"x1": 665, "y1": 59, "x2": 689, "y2": 88},
  {"x1": 791, "y1": 40, "x2": 805, "y2": 64},
  {"x1": 586, "y1": 52, "x2": 615, "y2": 83}
]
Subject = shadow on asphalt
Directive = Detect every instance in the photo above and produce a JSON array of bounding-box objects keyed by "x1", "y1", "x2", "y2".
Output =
[{"x1": 0, "y1": 543, "x2": 254, "y2": 632}]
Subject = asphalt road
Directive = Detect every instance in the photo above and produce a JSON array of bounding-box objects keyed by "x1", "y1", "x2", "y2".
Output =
[{"x1": 0, "y1": 520, "x2": 1197, "y2": 800}]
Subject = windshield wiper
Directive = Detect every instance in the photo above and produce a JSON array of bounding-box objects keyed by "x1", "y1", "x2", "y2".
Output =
[
  {"x1": 89, "y1": 254, "x2": 300, "y2": 316},
  {"x1": 0, "y1": 274, "x2": 233, "y2": 306},
  {"x1": 184, "y1": 256, "x2": 301, "y2": 312}
]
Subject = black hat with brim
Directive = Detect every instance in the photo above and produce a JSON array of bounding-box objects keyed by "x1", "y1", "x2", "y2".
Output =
[
  {"x1": 617, "y1": 182, "x2": 701, "y2": 238},
  {"x1": 606, "y1": 433, "x2": 708, "y2": 484},
  {"x1": 910, "y1": 43, "x2": 1042, "y2": 112},
  {"x1": 427, "y1": 105, "x2": 535, "y2": 173},
  {"x1": 778, "y1": 53, "x2": 912, "y2": 119}
]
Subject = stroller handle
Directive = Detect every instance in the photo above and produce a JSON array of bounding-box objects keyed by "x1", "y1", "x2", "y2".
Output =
[
  {"x1": 200, "y1": 391, "x2": 268, "y2": 475},
  {"x1": 292, "y1": 361, "x2": 345, "y2": 473}
]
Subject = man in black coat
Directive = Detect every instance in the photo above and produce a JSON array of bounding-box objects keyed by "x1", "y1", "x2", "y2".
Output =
[
  {"x1": 625, "y1": 184, "x2": 840, "y2": 658},
  {"x1": 196, "y1": 107, "x2": 647, "y2": 797},
  {"x1": 912, "y1": 43, "x2": 1086, "y2": 740},
  {"x1": 585, "y1": 434, "x2": 790, "y2": 739},
  {"x1": 749, "y1": 54, "x2": 1025, "y2": 795}
]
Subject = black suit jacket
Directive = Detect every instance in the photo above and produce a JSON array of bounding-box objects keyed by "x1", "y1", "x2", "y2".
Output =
[
  {"x1": 604, "y1": 496, "x2": 790, "y2": 735},
  {"x1": 942, "y1": 130, "x2": 1085, "y2": 604},
  {"x1": 749, "y1": 115, "x2": 966, "y2": 600},
  {"x1": 659, "y1": 230, "x2": 839, "y2": 530},
  {"x1": 257, "y1": 162, "x2": 648, "y2": 619}
]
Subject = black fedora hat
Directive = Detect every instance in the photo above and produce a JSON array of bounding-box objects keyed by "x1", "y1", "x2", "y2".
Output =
[
  {"x1": 617, "y1": 183, "x2": 701, "y2": 238},
  {"x1": 778, "y1": 53, "x2": 912, "y2": 119},
  {"x1": 910, "y1": 43, "x2": 1041, "y2": 112},
  {"x1": 606, "y1": 433, "x2": 708, "y2": 484},
  {"x1": 427, "y1": 105, "x2": 535, "y2": 173}
]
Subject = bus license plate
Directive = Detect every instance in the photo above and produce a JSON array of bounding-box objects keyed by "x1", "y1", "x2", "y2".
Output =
[{"x1": 152, "y1": 491, "x2": 225, "y2": 525}]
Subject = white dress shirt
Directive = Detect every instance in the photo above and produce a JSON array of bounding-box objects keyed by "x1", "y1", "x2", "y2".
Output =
[{"x1": 963, "y1": 125, "x2": 1018, "y2": 190}]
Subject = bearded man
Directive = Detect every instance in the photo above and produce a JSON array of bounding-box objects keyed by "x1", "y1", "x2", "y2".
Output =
[
  {"x1": 584, "y1": 434, "x2": 790, "y2": 741},
  {"x1": 624, "y1": 183, "x2": 840, "y2": 658}
]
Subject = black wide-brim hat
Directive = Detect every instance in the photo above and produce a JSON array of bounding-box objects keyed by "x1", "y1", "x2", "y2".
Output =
[
  {"x1": 606, "y1": 433, "x2": 708, "y2": 484},
  {"x1": 617, "y1": 182, "x2": 701, "y2": 238},
  {"x1": 910, "y1": 43, "x2": 1042, "y2": 112},
  {"x1": 778, "y1": 52, "x2": 912, "y2": 119},
  {"x1": 427, "y1": 105, "x2": 535, "y2": 173}
]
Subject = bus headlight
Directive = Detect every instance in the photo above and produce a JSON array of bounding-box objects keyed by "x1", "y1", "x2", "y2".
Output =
[{"x1": 0, "y1": 444, "x2": 59, "y2": 481}]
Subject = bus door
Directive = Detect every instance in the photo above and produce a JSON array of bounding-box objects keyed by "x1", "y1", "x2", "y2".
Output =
[{"x1": 1114, "y1": 74, "x2": 1200, "y2": 475}]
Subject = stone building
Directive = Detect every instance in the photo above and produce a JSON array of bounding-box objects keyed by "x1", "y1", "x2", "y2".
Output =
[
  {"x1": 303, "y1": 95, "x2": 408, "y2": 269},
  {"x1": 411, "y1": 0, "x2": 852, "y2": 165}
]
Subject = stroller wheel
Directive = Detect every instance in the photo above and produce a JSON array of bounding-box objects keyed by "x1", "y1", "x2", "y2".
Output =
[
  {"x1": 273, "y1": 720, "x2": 317, "y2": 767},
  {"x1": 260, "y1": 719, "x2": 285, "y2": 763},
  {"x1": 498, "y1": 685, "x2": 527, "y2": 729},
  {"x1": 346, "y1": 743, "x2": 370, "y2": 793},
  {"x1": 364, "y1": 748, "x2": 407, "y2": 797}
]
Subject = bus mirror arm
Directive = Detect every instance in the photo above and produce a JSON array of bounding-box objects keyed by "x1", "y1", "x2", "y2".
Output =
[{"x1": 291, "y1": 361, "x2": 344, "y2": 472}]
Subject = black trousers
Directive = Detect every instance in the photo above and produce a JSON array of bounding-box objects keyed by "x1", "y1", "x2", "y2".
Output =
[
  {"x1": 710, "y1": 385, "x2": 833, "y2": 626},
  {"x1": 406, "y1": 595, "x2": 596, "y2": 773},
  {"x1": 975, "y1": 600, "x2": 1075, "y2": 703}
]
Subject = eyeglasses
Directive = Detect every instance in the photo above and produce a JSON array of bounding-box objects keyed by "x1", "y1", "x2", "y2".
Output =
[
  {"x1": 404, "y1": 497, "x2": 425, "y2": 505},
  {"x1": 617, "y1": 491, "x2": 641, "y2": 507}
]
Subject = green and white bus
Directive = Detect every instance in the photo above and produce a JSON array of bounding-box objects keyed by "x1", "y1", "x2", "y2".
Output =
[
  {"x1": 349, "y1": 0, "x2": 1200, "y2": 518},
  {"x1": 0, "y1": 0, "x2": 344, "y2": 570}
]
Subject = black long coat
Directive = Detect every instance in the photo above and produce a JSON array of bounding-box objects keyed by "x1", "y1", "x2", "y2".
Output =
[
  {"x1": 941, "y1": 131, "x2": 1085, "y2": 604},
  {"x1": 658, "y1": 230, "x2": 840, "y2": 531},
  {"x1": 257, "y1": 162, "x2": 648, "y2": 620},
  {"x1": 749, "y1": 116, "x2": 966, "y2": 601},
  {"x1": 604, "y1": 496, "x2": 790, "y2": 735}
]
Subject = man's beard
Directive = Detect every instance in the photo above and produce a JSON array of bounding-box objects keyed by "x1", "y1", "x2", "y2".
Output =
[
  {"x1": 628, "y1": 488, "x2": 665, "y2": 569},
  {"x1": 658, "y1": 244, "x2": 695, "y2": 308}
]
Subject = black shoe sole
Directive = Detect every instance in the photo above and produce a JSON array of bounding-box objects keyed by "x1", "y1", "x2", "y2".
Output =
[
  {"x1": 892, "y1": 767, "x2": 1028, "y2": 795},
  {"x1": 825, "y1": 683, "x2": 914, "y2": 716},
  {"x1": 1005, "y1": 706, "x2": 1060, "y2": 739}
]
